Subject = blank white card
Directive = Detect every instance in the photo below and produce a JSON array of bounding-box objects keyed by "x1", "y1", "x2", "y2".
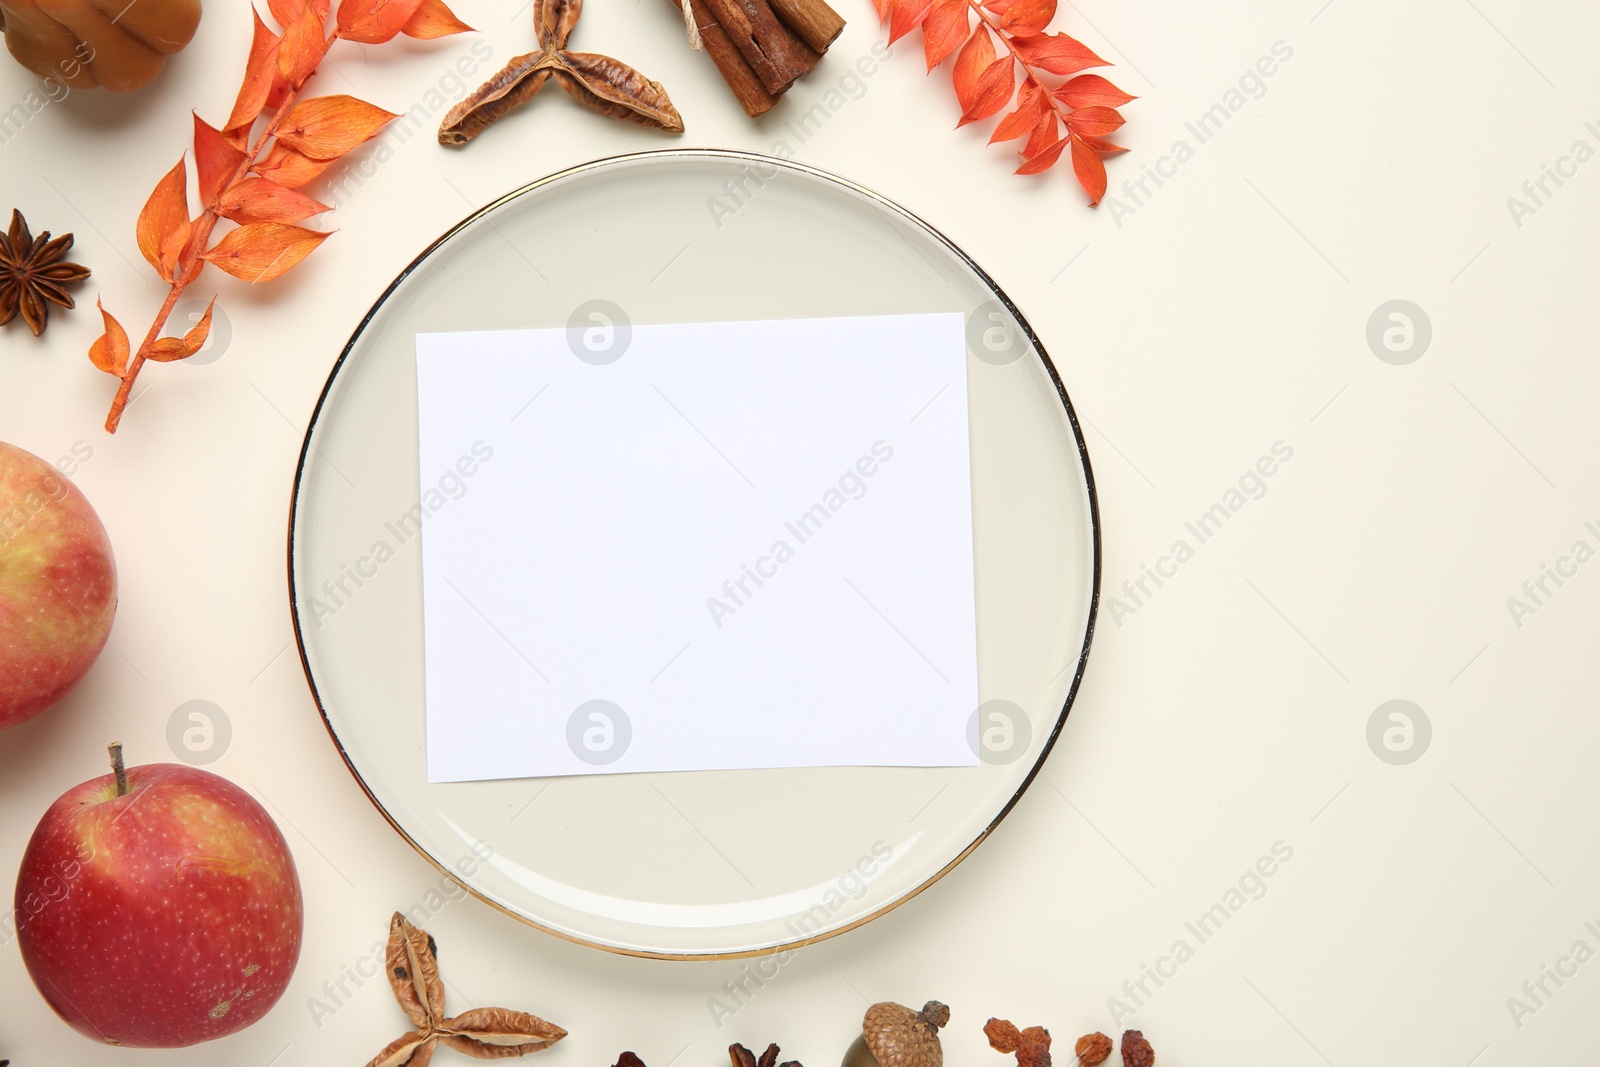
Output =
[{"x1": 416, "y1": 313, "x2": 978, "y2": 781}]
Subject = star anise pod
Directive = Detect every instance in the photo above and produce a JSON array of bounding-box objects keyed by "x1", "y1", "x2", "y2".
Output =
[
  {"x1": 367, "y1": 912, "x2": 567, "y2": 1067},
  {"x1": 439, "y1": 0, "x2": 682, "y2": 144},
  {"x1": 0, "y1": 209, "x2": 91, "y2": 337}
]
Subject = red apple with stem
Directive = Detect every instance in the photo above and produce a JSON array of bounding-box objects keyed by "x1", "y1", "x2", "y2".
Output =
[
  {"x1": 14, "y1": 743, "x2": 304, "y2": 1047},
  {"x1": 0, "y1": 440, "x2": 116, "y2": 730}
]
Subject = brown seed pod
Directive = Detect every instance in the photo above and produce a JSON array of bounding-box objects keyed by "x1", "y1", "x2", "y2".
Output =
[{"x1": 842, "y1": 1000, "x2": 950, "y2": 1067}]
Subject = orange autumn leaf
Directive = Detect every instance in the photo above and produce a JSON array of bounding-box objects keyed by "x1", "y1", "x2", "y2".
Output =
[
  {"x1": 336, "y1": 0, "x2": 425, "y2": 44},
  {"x1": 1010, "y1": 32, "x2": 1107, "y2": 76},
  {"x1": 1063, "y1": 104, "x2": 1124, "y2": 138},
  {"x1": 136, "y1": 159, "x2": 192, "y2": 283},
  {"x1": 226, "y1": 8, "x2": 283, "y2": 139},
  {"x1": 1019, "y1": 109, "x2": 1059, "y2": 165},
  {"x1": 1069, "y1": 135, "x2": 1107, "y2": 204},
  {"x1": 252, "y1": 142, "x2": 337, "y2": 187},
  {"x1": 958, "y1": 55, "x2": 1014, "y2": 126},
  {"x1": 277, "y1": 5, "x2": 326, "y2": 90},
  {"x1": 951, "y1": 24, "x2": 995, "y2": 112},
  {"x1": 146, "y1": 298, "x2": 215, "y2": 361},
  {"x1": 146, "y1": 338, "x2": 194, "y2": 360},
  {"x1": 88, "y1": 299, "x2": 129, "y2": 377},
  {"x1": 922, "y1": 0, "x2": 969, "y2": 69},
  {"x1": 275, "y1": 95, "x2": 397, "y2": 159},
  {"x1": 401, "y1": 0, "x2": 473, "y2": 39},
  {"x1": 268, "y1": 0, "x2": 330, "y2": 31},
  {"x1": 201, "y1": 222, "x2": 331, "y2": 282},
  {"x1": 999, "y1": 0, "x2": 1054, "y2": 34},
  {"x1": 194, "y1": 113, "x2": 247, "y2": 208},
  {"x1": 1053, "y1": 73, "x2": 1135, "y2": 110},
  {"x1": 1016, "y1": 135, "x2": 1066, "y2": 175},
  {"x1": 217, "y1": 177, "x2": 330, "y2": 223},
  {"x1": 888, "y1": 0, "x2": 931, "y2": 44},
  {"x1": 1074, "y1": 131, "x2": 1128, "y2": 154},
  {"x1": 990, "y1": 79, "x2": 1044, "y2": 143}
]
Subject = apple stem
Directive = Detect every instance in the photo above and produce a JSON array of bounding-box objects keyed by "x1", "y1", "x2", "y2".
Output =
[{"x1": 108, "y1": 741, "x2": 128, "y2": 797}]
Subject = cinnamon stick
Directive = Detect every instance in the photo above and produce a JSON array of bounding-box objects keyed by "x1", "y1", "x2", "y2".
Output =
[
  {"x1": 698, "y1": 0, "x2": 820, "y2": 96},
  {"x1": 768, "y1": 0, "x2": 844, "y2": 52},
  {"x1": 673, "y1": 0, "x2": 778, "y2": 116}
]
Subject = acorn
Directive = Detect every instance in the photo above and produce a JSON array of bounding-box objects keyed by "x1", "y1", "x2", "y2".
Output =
[{"x1": 842, "y1": 1000, "x2": 950, "y2": 1067}]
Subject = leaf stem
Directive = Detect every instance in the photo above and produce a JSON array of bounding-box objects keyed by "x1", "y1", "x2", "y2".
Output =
[{"x1": 103, "y1": 30, "x2": 336, "y2": 433}]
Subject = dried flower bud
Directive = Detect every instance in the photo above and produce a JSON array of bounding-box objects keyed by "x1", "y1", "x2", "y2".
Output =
[
  {"x1": 1119, "y1": 1031, "x2": 1154, "y2": 1067},
  {"x1": 1074, "y1": 1033, "x2": 1112, "y2": 1065}
]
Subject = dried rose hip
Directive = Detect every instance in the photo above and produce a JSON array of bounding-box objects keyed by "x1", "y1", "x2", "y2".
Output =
[
  {"x1": 1120, "y1": 1030, "x2": 1154, "y2": 1067},
  {"x1": 985, "y1": 1018, "x2": 1051, "y2": 1067},
  {"x1": 1074, "y1": 1032, "x2": 1112, "y2": 1066}
]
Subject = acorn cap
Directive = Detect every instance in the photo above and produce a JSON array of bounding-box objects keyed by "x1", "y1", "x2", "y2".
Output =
[{"x1": 860, "y1": 1000, "x2": 950, "y2": 1067}]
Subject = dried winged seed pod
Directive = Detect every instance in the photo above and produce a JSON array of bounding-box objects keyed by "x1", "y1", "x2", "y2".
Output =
[
  {"x1": 1119, "y1": 1031, "x2": 1154, "y2": 1067},
  {"x1": 1073, "y1": 1033, "x2": 1112, "y2": 1066},
  {"x1": 842, "y1": 1000, "x2": 950, "y2": 1067}
]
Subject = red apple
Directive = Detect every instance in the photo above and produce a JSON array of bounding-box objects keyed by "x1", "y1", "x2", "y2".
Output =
[
  {"x1": 0, "y1": 440, "x2": 116, "y2": 730},
  {"x1": 14, "y1": 745, "x2": 304, "y2": 1047}
]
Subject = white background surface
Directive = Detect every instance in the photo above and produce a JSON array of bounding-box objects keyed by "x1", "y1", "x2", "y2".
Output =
[{"x1": 2, "y1": 0, "x2": 1597, "y2": 1063}]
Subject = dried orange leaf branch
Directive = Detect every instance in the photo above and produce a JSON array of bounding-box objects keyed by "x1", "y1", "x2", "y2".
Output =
[
  {"x1": 875, "y1": 0, "x2": 1134, "y2": 204},
  {"x1": 89, "y1": 0, "x2": 474, "y2": 433}
]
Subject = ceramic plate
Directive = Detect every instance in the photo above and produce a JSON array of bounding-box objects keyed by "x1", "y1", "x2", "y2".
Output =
[{"x1": 289, "y1": 150, "x2": 1099, "y2": 958}]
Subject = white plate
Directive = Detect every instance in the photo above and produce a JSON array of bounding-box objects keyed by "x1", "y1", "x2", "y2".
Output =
[{"x1": 289, "y1": 150, "x2": 1100, "y2": 959}]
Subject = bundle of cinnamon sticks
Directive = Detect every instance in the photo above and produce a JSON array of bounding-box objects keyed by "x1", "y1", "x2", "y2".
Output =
[{"x1": 671, "y1": 0, "x2": 847, "y2": 116}]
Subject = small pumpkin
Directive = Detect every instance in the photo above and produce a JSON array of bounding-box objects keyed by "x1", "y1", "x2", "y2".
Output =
[{"x1": 0, "y1": 0, "x2": 200, "y2": 91}]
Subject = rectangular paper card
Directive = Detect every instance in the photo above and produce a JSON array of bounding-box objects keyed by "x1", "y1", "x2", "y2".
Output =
[{"x1": 415, "y1": 312, "x2": 978, "y2": 782}]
